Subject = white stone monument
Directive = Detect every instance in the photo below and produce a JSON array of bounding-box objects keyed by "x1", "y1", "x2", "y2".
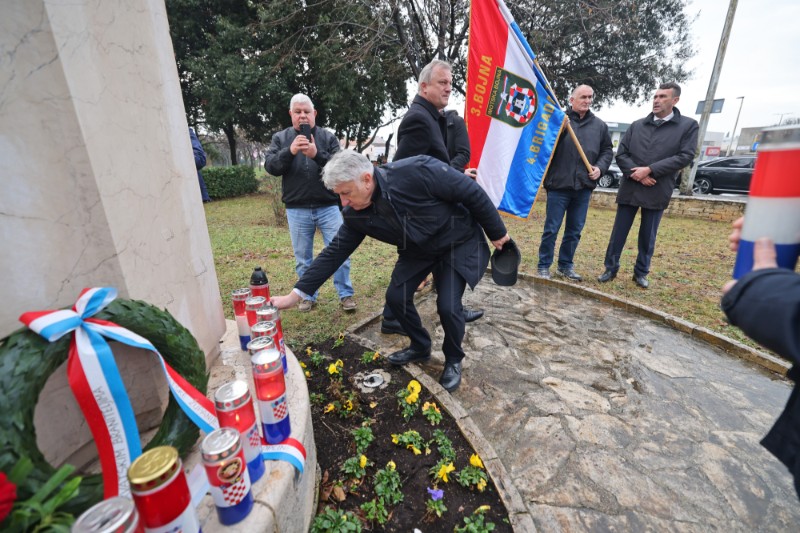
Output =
[{"x1": 1, "y1": 0, "x2": 225, "y2": 466}]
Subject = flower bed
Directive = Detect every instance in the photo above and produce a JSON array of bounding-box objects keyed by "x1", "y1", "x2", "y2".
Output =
[{"x1": 301, "y1": 336, "x2": 511, "y2": 532}]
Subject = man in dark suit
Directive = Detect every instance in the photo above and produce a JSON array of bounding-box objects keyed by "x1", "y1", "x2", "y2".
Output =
[
  {"x1": 270, "y1": 151, "x2": 510, "y2": 392},
  {"x1": 598, "y1": 82, "x2": 699, "y2": 288}
]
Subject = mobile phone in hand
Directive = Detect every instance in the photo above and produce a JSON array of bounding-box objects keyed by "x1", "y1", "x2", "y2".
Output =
[{"x1": 299, "y1": 123, "x2": 311, "y2": 141}]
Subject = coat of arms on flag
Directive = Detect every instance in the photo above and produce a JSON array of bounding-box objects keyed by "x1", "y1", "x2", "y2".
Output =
[{"x1": 487, "y1": 68, "x2": 537, "y2": 126}]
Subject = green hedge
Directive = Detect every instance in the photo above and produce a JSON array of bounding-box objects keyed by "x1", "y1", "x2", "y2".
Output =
[{"x1": 203, "y1": 165, "x2": 259, "y2": 199}]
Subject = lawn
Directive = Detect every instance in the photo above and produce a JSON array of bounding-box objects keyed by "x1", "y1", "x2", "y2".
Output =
[{"x1": 205, "y1": 182, "x2": 753, "y2": 352}]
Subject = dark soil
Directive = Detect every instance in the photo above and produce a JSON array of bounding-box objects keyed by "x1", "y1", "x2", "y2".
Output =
[{"x1": 302, "y1": 336, "x2": 512, "y2": 532}]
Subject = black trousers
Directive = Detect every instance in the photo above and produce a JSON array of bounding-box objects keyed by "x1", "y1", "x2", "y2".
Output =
[
  {"x1": 384, "y1": 257, "x2": 467, "y2": 364},
  {"x1": 603, "y1": 203, "x2": 664, "y2": 277}
]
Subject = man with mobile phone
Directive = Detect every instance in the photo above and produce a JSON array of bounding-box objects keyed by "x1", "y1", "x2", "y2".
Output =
[{"x1": 264, "y1": 93, "x2": 357, "y2": 312}]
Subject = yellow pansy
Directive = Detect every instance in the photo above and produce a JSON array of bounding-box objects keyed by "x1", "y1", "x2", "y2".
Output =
[
  {"x1": 470, "y1": 454, "x2": 484, "y2": 469},
  {"x1": 405, "y1": 392, "x2": 418, "y2": 404},
  {"x1": 323, "y1": 403, "x2": 335, "y2": 413},
  {"x1": 477, "y1": 505, "x2": 490, "y2": 513},
  {"x1": 299, "y1": 361, "x2": 307, "y2": 368},
  {"x1": 344, "y1": 400, "x2": 354, "y2": 411},
  {"x1": 387, "y1": 461, "x2": 396, "y2": 471},
  {"x1": 328, "y1": 363, "x2": 339, "y2": 375},
  {"x1": 477, "y1": 478, "x2": 487, "y2": 491},
  {"x1": 359, "y1": 455, "x2": 367, "y2": 468},
  {"x1": 373, "y1": 351, "x2": 381, "y2": 360},
  {"x1": 304, "y1": 370, "x2": 311, "y2": 378},
  {"x1": 437, "y1": 462, "x2": 455, "y2": 482},
  {"x1": 407, "y1": 380, "x2": 421, "y2": 394},
  {"x1": 410, "y1": 446, "x2": 421, "y2": 455},
  {"x1": 369, "y1": 401, "x2": 378, "y2": 409},
  {"x1": 338, "y1": 332, "x2": 345, "y2": 340},
  {"x1": 335, "y1": 359, "x2": 344, "y2": 368},
  {"x1": 391, "y1": 434, "x2": 399, "y2": 444},
  {"x1": 305, "y1": 347, "x2": 312, "y2": 355}
]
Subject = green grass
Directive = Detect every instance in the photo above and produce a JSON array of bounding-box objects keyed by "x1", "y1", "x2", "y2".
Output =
[{"x1": 206, "y1": 190, "x2": 754, "y2": 350}]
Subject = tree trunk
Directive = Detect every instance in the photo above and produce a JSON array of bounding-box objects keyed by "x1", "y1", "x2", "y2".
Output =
[{"x1": 223, "y1": 124, "x2": 237, "y2": 165}]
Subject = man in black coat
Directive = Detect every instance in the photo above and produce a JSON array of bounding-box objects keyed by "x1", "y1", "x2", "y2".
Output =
[
  {"x1": 393, "y1": 59, "x2": 452, "y2": 164},
  {"x1": 270, "y1": 151, "x2": 510, "y2": 392},
  {"x1": 722, "y1": 218, "x2": 800, "y2": 498},
  {"x1": 537, "y1": 85, "x2": 613, "y2": 281},
  {"x1": 598, "y1": 82, "x2": 699, "y2": 288},
  {"x1": 385, "y1": 60, "x2": 482, "y2": 333}
]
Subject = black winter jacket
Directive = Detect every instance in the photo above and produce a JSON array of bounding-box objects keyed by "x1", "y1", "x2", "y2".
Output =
[
  {"x1": 615, "y1": 107, "x2": 698, "y2": 210},
  {"x1": 543, "y1": 109, "x2": 613, "y2": 191},
  {"x1": 295, "y1": 156, "x2": 507, "y2": 296},
  {"x1": 721, "y1": 268, "x2": 800, "y2": 498},
  {"x1": 264, "y1": 126, "x2": 341, "y2": 208}
]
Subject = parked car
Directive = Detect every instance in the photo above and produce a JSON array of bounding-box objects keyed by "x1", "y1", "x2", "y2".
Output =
[
  {"x1": 598, "y1": 162, "x2": 622, "y2": 188},
  {"x1": 692, "y1": 156, "x2": 756, "y2": 195}
]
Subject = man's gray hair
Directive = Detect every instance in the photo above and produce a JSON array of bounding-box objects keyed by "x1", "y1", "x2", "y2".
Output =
[
  {"x1": 418, "y1": 59, "x2": 452, "y2": 93},
  {"x1": 290, "y1": 93, "x2": 314, "y2": 110},
  {"x1": 322, "y1": 150, "x2": 374, "y2": 190}
]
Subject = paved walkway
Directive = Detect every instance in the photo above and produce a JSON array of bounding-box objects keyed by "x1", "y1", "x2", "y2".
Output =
[{"x1": 350, "y1": 275, "x2": 798, "y2": 532}]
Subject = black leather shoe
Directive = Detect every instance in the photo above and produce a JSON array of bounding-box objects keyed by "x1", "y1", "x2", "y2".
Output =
[
  {"x1": 597, "y1": 269, "x2": 617, "y2": 283},
  {"x1": 439, "y1": 361, "x2": 462, "y2": 392},
  {"x1": 463, "y1": 307, "x2": 484, "y2": 323},
  {"x1": 557, "y1": 267, "x2": 583, "y2": 281},
  {"x1": 633, "y1": 274, "x2": 649, "y2": 289},
  {"x1": 380, "y1": 318, "x2": 409, "y2": 336},
  {"x1": 387, "y1": 347, "x2": 431, "y2": 365}
]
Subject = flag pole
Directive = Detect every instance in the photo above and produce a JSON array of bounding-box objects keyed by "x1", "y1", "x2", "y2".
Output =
[
  {"x1": 566, "y1": 122, "x2": 594, "y2": 173},
  {"x1": 533, "y1": 59, "x2": 594, "y2": 174}
]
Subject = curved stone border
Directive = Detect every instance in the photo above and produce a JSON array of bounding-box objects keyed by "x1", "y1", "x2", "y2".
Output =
[
  {"x1": 184, "y1": 320, "x2": 319, "y2": 533},
  {"x1": 524, "y1": 271, "x2": 790, "y2": 376},
  {"x1": 347, "y1": 323, "x2": 536, "y2": 532}
]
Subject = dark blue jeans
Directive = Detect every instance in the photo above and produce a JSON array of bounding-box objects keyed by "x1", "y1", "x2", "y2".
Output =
[{"x1": 538, "y1": 188, "x2": 593, "y2": 270}]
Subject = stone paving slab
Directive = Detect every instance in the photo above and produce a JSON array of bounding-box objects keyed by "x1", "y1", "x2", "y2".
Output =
[{"x1": 350, "y1": 275, "x2": 798, "y2": 532}]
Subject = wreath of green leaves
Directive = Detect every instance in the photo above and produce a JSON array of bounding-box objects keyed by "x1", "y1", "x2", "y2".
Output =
[{"x1": 0, "y1": 298, "x2": 209, "y2": 516}]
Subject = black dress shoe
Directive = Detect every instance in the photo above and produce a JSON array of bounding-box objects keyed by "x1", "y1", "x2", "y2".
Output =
[
  {"x1": 633, "y1": 274, "x2": 649, "y2": 289},
  {"x1": 557, "y1": 267, "x2": 583, "y2": 281},
  {"x1": 439, "y1": 361, "x2": 462, "y2": 392},
  {"x1": 380, "y1": 318, "x2": 409, "y2": 336},
  {"x1": 597, "y1": 269, "x2": 617, "y2": 283},
  {"x1": 464, "y1": 307, "x2": 484, "y2": 323},
  {"x1": 387, "y1": 347, "x2": 431, "y2": 365}
]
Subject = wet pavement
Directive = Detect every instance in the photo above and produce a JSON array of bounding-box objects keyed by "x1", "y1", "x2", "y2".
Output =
[{"x1": 350, "y1": 275, "x2": 798, "y2": 532}]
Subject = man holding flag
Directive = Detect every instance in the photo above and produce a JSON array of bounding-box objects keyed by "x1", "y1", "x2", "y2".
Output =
[
  {"x1": 537, "y1": 85, "x2": 613, "y2": 281},
  {"x1": 466, "y1": 0, "x2": 566, "y2": 219}
]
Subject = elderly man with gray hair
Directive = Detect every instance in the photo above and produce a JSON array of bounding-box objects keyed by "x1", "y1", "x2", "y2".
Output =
[
  {"x1": 270, "y1": 151, "x2": 510, "y2": 392},
  {"x1": 264, "y1": 93, "x2": 356, "y2": 312}
]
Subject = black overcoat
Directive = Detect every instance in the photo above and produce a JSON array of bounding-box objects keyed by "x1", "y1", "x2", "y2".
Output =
[
  {"x1": 615, "y1": 108, "x2": 699, "y2": 210},
  {"x1": 393, "y1": 95, "x2": 450, "y2": 164}
]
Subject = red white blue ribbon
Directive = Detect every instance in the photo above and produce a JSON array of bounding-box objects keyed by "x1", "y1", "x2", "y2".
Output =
[
  {"x1": 261, "y1": 437, "x2": 306, "y2": 475},
  {"x1": 20, "y1": 287, "x2": 307, "y2": 499},
  {"x1": 20, "y1": 287, "x2": 217, "y2": 498}
]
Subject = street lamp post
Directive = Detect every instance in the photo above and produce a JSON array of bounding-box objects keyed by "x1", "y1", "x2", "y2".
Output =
[{"x1": 726, "y1": 96, "x2": 744, "y2": 156}]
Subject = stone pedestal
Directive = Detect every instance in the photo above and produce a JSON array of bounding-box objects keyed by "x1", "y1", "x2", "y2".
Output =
[{"x1": 1, "y1": 0, "x2": 225, "y2": 465}]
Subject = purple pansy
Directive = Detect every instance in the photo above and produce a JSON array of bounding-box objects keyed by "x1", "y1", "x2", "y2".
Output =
[{"x1": 427, "y1": 487, "x2": 444, "y2": 501}]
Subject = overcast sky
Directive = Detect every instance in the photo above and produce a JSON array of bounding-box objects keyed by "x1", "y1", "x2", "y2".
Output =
[{"x1": 599, "y1": 0, "x2": 800, "y2": 136}]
